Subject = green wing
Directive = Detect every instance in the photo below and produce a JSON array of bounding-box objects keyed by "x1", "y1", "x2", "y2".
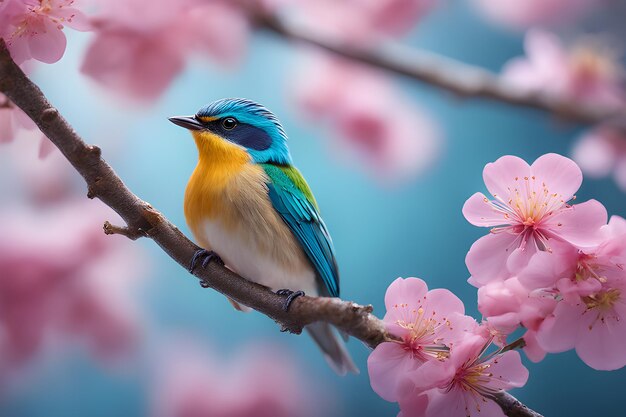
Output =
[{"x1": 262, "y1": 164, "x2": 340, "y2": 297}]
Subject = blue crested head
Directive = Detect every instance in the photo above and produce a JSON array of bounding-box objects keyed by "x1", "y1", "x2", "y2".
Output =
[{"x1": 172, "y1": 98, "x2": 292, "y2": 165}]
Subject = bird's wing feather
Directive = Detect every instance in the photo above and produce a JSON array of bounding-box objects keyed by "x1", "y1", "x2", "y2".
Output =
[{"x1": 261, "y1": 164, "x2": 340, "y2": 297}]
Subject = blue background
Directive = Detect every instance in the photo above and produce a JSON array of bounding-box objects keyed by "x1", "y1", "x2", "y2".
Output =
[{"x1": 3, "y1": 1, "x2": 626, "y2": 416}]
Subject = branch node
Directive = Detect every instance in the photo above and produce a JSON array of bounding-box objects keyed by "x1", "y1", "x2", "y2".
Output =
[
  {"x1": 86, "y1": 177, "x2": 102, "y2": 199},
  {"x1": 41, "y1": 107, "x2": 59, "y2": 124},
  {"x1": 103, "y1": 220, "x2": 146, "y2": 240},
  {"x1": 142, "y1": 204, "x2": 165, "y2": 228},
  {"x1": 88, "y1": 145, "x2": 101, "y2": 158}
]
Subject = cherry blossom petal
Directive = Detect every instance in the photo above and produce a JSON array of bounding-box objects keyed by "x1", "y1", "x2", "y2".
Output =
[
  {"x1": 605, "y1": 215, "x2": 626, "y2": 238},
  {"x1": 572, "y1": 130, "x2": 617, "y2": 178},
  {"x1": 485, "y1": 313, "x2": 521, "y2": 335},
  {"x1": 536, "y1": 302, "x2": 585, "y2": 352},
  {"x1": 524, "y1": 29, "x2": 569, "y2": 75},
  {"x1": 463, "y1": 192, "x2": 508, "y2": 227},
  {"x1": 482, "y1": 155, "x2": 531, "y2": 200},
  {"x1": 547, "y1": 199, "x2": 608, "y2": 248},
  {"x1": 506, "y1": 245, "x2": 538, "y2": 276},
  {"x1": 398, "y1": 390, "x2": 429, "y2": 417},
  {"x1": 53, "y1": 4, "x2": 91, "y2": 31},
  {"x1": 421, "y1": 288, "x2": 466, "y2": 317},
  {"x1": 0, "y1": 108, "x2": 17, "y2": 142},
  {"x1": 575, "y1": 302, "x2": 626, "y2": 370},
  {"x1": 614, "y1": 157, "x2": 626, "y2": 192},
  {"x1": 384, "y1": 277, "x2": 428, "y2": 330},
  {"x1": 517, "y1": 242, "x2": 577, "y2": 290},
  {"x1": 530, "y1": 153, "x2": 582, "y2": 201},
  {"x1": 368, "y1": 342, "x2": 417, "y2": 402},
  {"x1": 485, "y1": 351, "x2": 529, "y2": 390},
  {"x1": 466, "y1": 232, "x2": 520, "y2": 286},
  {"x1": 38, "y1": 136, "x2": 56, "y2": 159},
  {"x1": 27, "y1": 19, "x2": 68, "y2": 64},
  {"x1": 522, "y1": 330, "x2": 547, "y2": 362},
  {"x1": 423, "y1": 388, "x2": 467, "y2": 417}
]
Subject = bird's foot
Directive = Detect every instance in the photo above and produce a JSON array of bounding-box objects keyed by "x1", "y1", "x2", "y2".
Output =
[
  {"x1": 276, "y1": 289, "x2": 305, "y2": 312},
  {"x1": 189, "y1": 249, "x2": 224, "y2": 274}
]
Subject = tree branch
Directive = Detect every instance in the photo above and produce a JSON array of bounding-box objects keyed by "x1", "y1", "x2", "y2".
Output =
[
  {"x1": 0, "y1": 40, "x2": 538, "y2": 417},
  {"x1": 491, "y1": 392, "x2": 544, "y2": 417},
  {"x1": 252, "y1": 10, "x2": 626, "y2": 130}
]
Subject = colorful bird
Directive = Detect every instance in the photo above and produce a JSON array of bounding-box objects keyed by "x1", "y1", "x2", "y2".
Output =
[{"x1": 169, "y1": 98, "x2": 358, "y2": 375}]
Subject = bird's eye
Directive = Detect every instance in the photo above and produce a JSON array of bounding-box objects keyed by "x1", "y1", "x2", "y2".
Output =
[{"x1": 221, "y1": 117, "x2": 238, "y2": 130}]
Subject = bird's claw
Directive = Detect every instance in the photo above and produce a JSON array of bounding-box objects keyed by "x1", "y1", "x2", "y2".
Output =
[
  {"x1": 276, "y1": 289, "x2": 305, "y2": 312},
  {"x1": 189, "y1": 249, "x2": 224, "y2": 274}
]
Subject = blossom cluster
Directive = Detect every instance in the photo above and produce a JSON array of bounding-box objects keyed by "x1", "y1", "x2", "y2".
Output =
[
  {"x1": 367, "y1": 278, "x2": 528, "y2": 417},
  {"x1": 464, "y1": 153, "x2": 626, "y2": 370},
  {"x1": 369, "y1": 153, "x2": 625, "y2": 416},
  {"x1": 0, "y1": 200, "x2": 145, "y2": 377}
]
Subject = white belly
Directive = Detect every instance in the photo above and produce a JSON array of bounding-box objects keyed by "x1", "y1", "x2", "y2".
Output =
[{"x1": 200, "y1": 219, "x2": 319, "y2": 296}]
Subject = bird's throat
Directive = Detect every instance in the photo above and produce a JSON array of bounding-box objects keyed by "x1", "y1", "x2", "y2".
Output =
[{"x1": 184, "y1": 131, "x2": 251, "y2": 233}]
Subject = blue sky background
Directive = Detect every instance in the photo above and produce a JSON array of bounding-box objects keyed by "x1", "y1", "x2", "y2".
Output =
[{"x1": 2, "y1": 1, "x2": 626, "y2": 416}]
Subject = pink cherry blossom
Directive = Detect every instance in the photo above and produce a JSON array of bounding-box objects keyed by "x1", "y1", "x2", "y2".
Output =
[
  {"x1": 368, "y1": 277, "x2": 476, "y2": 402},
  {"x1": 292, "y1": 55, "x2": 441, "y2": 182},
  {"x1": 520, "y1": 330, "x2": 547, "y2": 362},
  {"x1": 517, "y1": 222, "x2": 626, "y2": 370},
  {"x1": 469, "y1": 0, "x2": 603, "y2": 30},
  {"x1": 502, "y1": 30, "x2": 625, "y2": 108},
  {"x1": 463, "y1": 153, "x2": 607, "y2": 285},
  {"x1": 1, "y1": 0, "x2": 90, "y2": 64},
  {"x1": 151, "y1": 341, "x2": 320, "y2": 417},
  {"x1": 0, "y1": 92, "x2": 43, "y2": 143},
  {"x1": 476, "y1": 276, "x2": 557, "y2": 346},
  {"x1": 571, "y1": 127, "x2": 626, "y2": 192},
  {"x1": 81, "y1": 0, "x2": 248, "y2": 100},
  {"x1": 0, "y1": 200, "x2": 146, "y2": 376},
  {"x1": 404, "y1": 334, "x2": 529, "y2": 417},
  {"x1": 288, "y1": 0, "x2": 438, "y2": 42}
]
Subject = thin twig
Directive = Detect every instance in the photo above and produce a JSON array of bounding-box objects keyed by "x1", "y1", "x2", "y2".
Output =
[
  {"x1": 0, "y1": 40, "x2": 538, "y2": 417},
  {"x1": 103, "y1": 220, "x2": 147, "y2": 240},
  {"x1": 252, "y1": 10, "x2": 626, "y2": 130}
]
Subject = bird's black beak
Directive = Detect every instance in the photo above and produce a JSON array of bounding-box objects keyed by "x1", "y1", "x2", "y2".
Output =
[{"x1": 168, "y1": 115, "x2": 204, "y2": 131}]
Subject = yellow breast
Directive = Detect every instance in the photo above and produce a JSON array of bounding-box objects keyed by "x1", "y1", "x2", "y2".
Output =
[{"x1": 184, "y1": 130, "x2": 250, "y2": 233}]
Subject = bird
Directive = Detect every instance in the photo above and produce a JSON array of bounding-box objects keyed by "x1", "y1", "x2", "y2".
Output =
[{"x1": 169, "y1": 98, "x2": 358, "y2": 375}]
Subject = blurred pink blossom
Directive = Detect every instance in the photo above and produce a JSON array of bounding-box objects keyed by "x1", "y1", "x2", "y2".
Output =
[
  {"x1": 368, "y1": 277, "x2": 476, "y2": 402},
  {"x1": 292, "y1": 55, "x2": 441, "y2": 182},
  {"x1": 502, "y1": 30, "x2": 625, "y2": 108},
  {"x1": 2, "y1": 133, "x2": 79, "y2": 204},
  {"x1": 0, "y1": 200, "x2": 146, "y2": 377},
  {"x1": 463, "y1": 153, "x2": 607, "y2": 285},
  {"x1": 289, "y1": 0, "x2": 438, "y2": 41},
  {"x1": 469, "y1": 0, "x2": 602, "y2": 29},
  {"x1": 152, "y1": 341, "x2": 321, "y2": 417},
  {"x1": 398, "y1": 334, "x2": 528, "y2": 417},
  {"x1": 571, "y1": 127, "x2": 626, "y2": 192},
  {"x1": 0, "y1": 92, "x2": 48, "y2": 149},
  {"x1": 0, "y1": 0, "x2": 90, "y2": 64},
  {"x1": 81, "y1": 0, "x2": 248, "y2": 100}
]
